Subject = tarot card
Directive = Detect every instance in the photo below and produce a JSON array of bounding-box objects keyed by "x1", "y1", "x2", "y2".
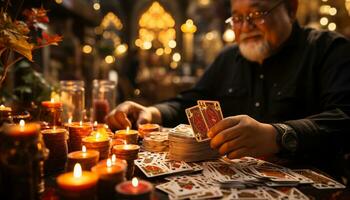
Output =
[
  {"x1": 293, "y1": 169, "x2": 345, "y2": 189},
  {"x1": 186, "y1": 105, "x2": 209, "y2": 142},
  {"x1": 163, "y1": 160, "x2": 192, "y2": 173},
  {"x1": 197, "y1": 100, "x2": 223, "y2": 129}
]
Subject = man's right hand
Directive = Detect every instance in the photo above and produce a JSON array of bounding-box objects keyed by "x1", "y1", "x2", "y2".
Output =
[{"x1": 105, "y1": 101, "x2": 162, "y2": 130}]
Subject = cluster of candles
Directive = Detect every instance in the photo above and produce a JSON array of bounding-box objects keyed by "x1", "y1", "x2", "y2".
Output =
[{"x1": 0, "y1": 100, "x2": 163, "y2": 199}]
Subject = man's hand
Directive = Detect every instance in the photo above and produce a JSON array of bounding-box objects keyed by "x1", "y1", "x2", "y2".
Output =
[
  {"x1": 105, "y1": 101, "x2": 162, "y2": 130},
  {"x1": 208, "y1": 115, "x2": 279, "y2": 159}
]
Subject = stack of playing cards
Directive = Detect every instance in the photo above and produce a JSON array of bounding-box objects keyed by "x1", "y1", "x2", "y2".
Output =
[
  {"x1": 142, "y1": 131, "x2": 169, "y2": 152},
  {"x1": 186, "y1": 100, "x2": 223, "y2": 142},
  {"x1": 168, "y1": 124, "x2": 220, "y2": 162}
]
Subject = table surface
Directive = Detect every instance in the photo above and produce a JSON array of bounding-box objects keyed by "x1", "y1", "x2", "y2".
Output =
[{"x1": 43, "y1": 162, "x2": 350, "y2": 200}]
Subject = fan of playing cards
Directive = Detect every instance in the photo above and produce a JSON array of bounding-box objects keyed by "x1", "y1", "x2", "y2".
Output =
[{"x1": 185, "y1": 100, "x2": 223, "y2": 142}]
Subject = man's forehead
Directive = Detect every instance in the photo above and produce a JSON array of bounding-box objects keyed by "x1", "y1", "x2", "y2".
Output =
[{"x1": 231, "y1": 0, "x2": 275, "y2": 8}]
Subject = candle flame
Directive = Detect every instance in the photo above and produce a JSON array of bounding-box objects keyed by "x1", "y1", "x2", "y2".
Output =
[
  {"x1": 19, "y1": 120, "x2": 25, "y2": 127},
  {"x1": 79, "y1": 121, "x2": 83, "y2": 126},
  {"x1": 53, "y1": 126, "x2": 56, "y2": 131},
  {"x1": 132, "y1": 177, "x2": 139, "y2": 187},
  {"x1": 95, "y1": 132, "x2": 101, "y2": 139},
  {"x1": 82, "y1": 145, "x2": 87, "y2": 152},
  {"x1": 126, "y1": 126, "x2": 130, "y2": 133},
  {"x1": 106, "y1": 158, "x2": 112, "y2": 167},
  {"x1": 111, "y1": 154, "x2": 116, "y2": 163},
  {"x1": 73, "y1": 163, "x2": 82, "y2": 178},
  {"x1": 0, "y1": 105, "x2": 4, "y2": 108},
  {"x1": 68, "y1": 118, "x2": 72, "y2": 124},
  {"x1": 104, "y1": 124, "x2": 109, "y2": 129},
  {"x1": 50, "y1": 98, "x2": 55, "y2": 103},
  {"x1": 94, "y1": 121, "x2": 98, "y2": 126}
]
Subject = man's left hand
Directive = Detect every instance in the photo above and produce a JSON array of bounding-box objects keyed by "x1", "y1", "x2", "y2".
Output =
[{"x1": 208, "y1": 115, "x2": 280, "y2": 159}]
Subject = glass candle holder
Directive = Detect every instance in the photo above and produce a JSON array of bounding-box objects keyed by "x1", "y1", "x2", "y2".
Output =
[
  {"x1": 60, "y1": 80, "x2": 85, "y2": 123},
  {"x1": 92, "y1": 80, "x2": 116, "y2": 123}
]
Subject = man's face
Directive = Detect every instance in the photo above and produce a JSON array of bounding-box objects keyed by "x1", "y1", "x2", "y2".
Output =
[{"x1": 231, "y1": 0, "x2": 294, "y2": 63}]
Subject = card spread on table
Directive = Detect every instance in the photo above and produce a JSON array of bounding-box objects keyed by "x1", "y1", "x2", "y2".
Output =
[{"x1": 185, "y1": 100, "x2": 223, "y2": 142}]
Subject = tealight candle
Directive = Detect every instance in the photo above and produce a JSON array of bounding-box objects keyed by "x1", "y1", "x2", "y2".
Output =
[
  {"x1": 5, "y1": 120, "x2": 40, "y2": 138},
  {"x1": 115, "y1": 177, "x2": 153, "y2": 200},
  {"x1": 67, "y1": 121, "x2": 93, "y2": 152},
  {"x1": 57, "y1": 163, "x2": 98, "y2": 200},
  {"x1": 66, "y1": 145, "x2": 99, "y2": 171},
  {"x1": 82, "y1": 131, "x2": 111, "y2": 160},
  {"x1": 92, "y1": 158, "x2": 127, "y2": 199},
  {"x1": 40, "y1": 98, "x2": 63, "y2": 129},
  {"x1": 138, "y1": 123, "x2": 160, "y2": 138},
  {"x1": 115, "y1": 126, "x2": 138, "y2": 144}
]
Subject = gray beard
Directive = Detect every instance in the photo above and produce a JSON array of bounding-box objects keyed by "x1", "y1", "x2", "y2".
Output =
[{"x1": 239, "y1": 39, "x2": 271, "y2": 63}]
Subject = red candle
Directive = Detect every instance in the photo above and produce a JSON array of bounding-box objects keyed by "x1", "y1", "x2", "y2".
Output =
[
  {"x1": 57, "y1": 163, "x2": 98, "y2": 200},
  {"x1": 41, "y1": 98, "x2": 63, "y2": 108},
  {"x1": 116, "y1": 177, "x2": 153, "y2": 200}
]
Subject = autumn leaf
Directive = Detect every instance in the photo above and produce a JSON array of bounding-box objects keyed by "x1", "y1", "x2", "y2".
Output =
[
  {"x1": 23, "y1": 8, "x2": 49, "y2": 28},
  {"x1": 36, "y1": 32, "x2": 62, "y2": 48}
]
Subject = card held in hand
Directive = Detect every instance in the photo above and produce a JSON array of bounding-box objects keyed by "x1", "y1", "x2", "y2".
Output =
[
  {"x1": 186, "y1": 105, "x2": 209, "y2": 142},
  {"x1": 198, "y1": 100, "x2": 223, "y2": 129}
]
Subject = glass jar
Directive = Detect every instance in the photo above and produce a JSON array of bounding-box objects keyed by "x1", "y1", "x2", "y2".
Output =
[
  {"x1": 92, "y1": 80, "x2": 116, "y2": 123},
  {"x1": 39, "y1": 101, "x2": 63, "y2": 129},
  {"x1": 60, "y1": 80, "x2": 85, "y2": 123},
  {"x1": 0, "y1": 123, "x2": 49, "y2": 200}
]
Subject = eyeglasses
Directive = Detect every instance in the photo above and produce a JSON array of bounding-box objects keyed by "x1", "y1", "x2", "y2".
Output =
[{"x1": 225, "y1": 0, "x2": 285, "y2": 28}]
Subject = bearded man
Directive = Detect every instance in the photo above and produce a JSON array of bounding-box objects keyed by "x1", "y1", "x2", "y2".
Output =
[{"x1": 107, "y1": 0, "x2": 350, "y2": 182}]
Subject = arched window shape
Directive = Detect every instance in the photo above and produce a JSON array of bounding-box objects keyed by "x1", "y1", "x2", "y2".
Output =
[{"x1": 136, "y1": 1, "x2": 176, "y2": 50}]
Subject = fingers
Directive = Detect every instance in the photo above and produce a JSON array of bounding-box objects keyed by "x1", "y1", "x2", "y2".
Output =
[
  {"x1": 217, "y1": 136, "x2": 245, "y2": 155},
  {"x1": 227, "y1": 147, "x2": 250, "y2": 159},
  {"x1": 136, "y1": 110, "x2": 151, "y2": 127},
  {"x1": 106, "y1": 110, "x2": 131, "y2": 130},
  {"x1": 208, "y1": 116, "x2": 241, "y2": 138},
  {"x1": 210, "y1": 125, "x2": 241, "y2": 149}
]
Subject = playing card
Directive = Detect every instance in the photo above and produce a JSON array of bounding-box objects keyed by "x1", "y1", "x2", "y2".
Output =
[
  {"x1": 157, "y1": 177, "x2": 205, "y2": 199},
  {"x1": 197, "y1": 100, "x2": 223, "y2": 129},
  {"x1": 274, "y1": 187, "x2": 309, "y2": 200},
  {"x1": 228, "y1": 188, "x2": 269, "y2": 200},
  {"x1": 259, "y1": 186, "x2": 288, "y2": 200},
  {"x1": 293, "y1": 169, "x2": 345, "y2": 189},
  {"x1": 250, "y1": 166, "x2": 299, "y2": 182},
  {"x1": 186, "y1": 105, "x2": 209, "y2": 142},
  {"x1": 137, "y1": 162, "x2": 169, "y2": 177}
]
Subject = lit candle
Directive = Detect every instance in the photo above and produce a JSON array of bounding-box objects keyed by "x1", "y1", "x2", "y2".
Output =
[
  {"x1": 5, "y1": 120, "x2": 40, "y2": 138},
  {"x1": 41, "y1": 127, "x2": 68, "y2": 174},
  {"x1": 116, "y1": 177, "x2": 153, "y2": 200},
  {"x1": 41, "y1": 98, "x2": 63, "y2": 108},
  {"x1": 67, "y1": 121, "x2": 93, "y2": 152},
  {"x1": 82, "y1": 131, "x2": 111, "y2": 160},
  {"x1": 57, "y1": 163, "x2": 98, "y2": 200},
  {"x1": 138, "y1": 123, "x2": 160, "y2": 138},
  {"x1": 112, "y1": 144, "x2": 140, "y2": 179},
  {"x1": 115, "y1": 126, "x2": 139, "y2": 144},
  {"x1": 67, "y1": 145, "x2": 99, "y2": 171}
]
